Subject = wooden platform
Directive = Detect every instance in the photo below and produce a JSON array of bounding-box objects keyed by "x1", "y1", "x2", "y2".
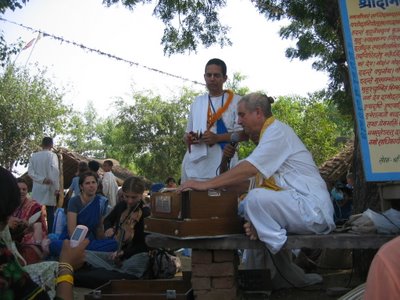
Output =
[
  {"x1": 145, "y1": 232, "x2": 398, "y2": 299},
  {"x1": 146, "y1": 232, "x2": 397, "y2": 250}
]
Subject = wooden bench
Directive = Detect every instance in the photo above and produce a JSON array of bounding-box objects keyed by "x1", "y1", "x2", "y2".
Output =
[
  {"x1": 146, "y1": 232, "x2": 396, "y2": 250},
  {"x1": 145, "y1": 232, "x2": 397, "y2": 300}
]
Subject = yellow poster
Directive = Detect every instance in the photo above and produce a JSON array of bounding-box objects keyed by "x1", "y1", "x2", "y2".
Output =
[{"x1": 339, "y1": 0, "x2": 400, "y2": 181}]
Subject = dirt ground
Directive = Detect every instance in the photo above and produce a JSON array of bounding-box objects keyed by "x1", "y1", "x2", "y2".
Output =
[{"x1": 74, "y1": 249, "x2": 365, "y2": 300}]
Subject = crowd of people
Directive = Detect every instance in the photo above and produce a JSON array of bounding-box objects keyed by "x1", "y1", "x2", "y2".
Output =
[
  {"x1": 1, "y1": 135, "x2": 172, "y2": 297},
  {"x1": 1, "y1": 57, "x2": 397, "y2": 298}
]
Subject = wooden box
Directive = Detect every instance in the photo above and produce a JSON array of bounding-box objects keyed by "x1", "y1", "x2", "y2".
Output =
[
  {"x1": 85, "y1": 279, "x2": 193, "y2": 300},
  {"x1": 150, "y1": 190, "x2": 239, "y2": 220},
  {"x1": 144, "y1": 216, "x2": 243, "y2": 237}
]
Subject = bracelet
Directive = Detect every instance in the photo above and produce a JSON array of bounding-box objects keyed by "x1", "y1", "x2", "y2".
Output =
[
  {"x1": 56, "y1": 274, "x2": 74, "y2": 285},
  {"x1": 58, "y1": 262, "x2": 74, "y2": 274},
  {"x1": 58, "y1": 268, "x2": 73, "y2": 277}
]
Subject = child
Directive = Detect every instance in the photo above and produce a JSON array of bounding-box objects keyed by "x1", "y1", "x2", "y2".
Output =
[{"x1": 84, "y1": 176, "x2": 150, "y2": 278}]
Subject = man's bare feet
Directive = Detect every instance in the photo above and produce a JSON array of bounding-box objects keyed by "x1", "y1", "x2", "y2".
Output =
[{"x1": 243, "y1": 221, "x2": 258, "y2": 240}]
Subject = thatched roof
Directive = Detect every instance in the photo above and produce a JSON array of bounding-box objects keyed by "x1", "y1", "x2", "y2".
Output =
[
  {"x1": 319, "y1": 141, "x2": 354, "y2": 184},
  {"x1": 22, "y1": 147, "x2": 135, "y2": 191},
  {"x1": 56, "y1": 147, "x2": 135, "y2": 188}
]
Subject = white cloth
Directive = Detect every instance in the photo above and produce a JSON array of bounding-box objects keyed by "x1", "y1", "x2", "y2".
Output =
[
  {"x1": 181, "y1": 92, "x2": 242, "y2": 181},
  {"x1": 102, "y1": 172, "x2": 118, "y2": 207},
  {"x1": 187, "y1": 97, "x2": 208, "y2": 163},
  {"x1": 28, "y1": 149, "x2": 60, "y2": 206},
  {"x1": 243, "y1": 119, "x2": 335, "y2": 254}
]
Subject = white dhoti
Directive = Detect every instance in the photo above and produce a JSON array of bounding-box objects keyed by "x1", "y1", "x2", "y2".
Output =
[{"x1": 243, "y1": 188, "x2": 333, "y2": 254}]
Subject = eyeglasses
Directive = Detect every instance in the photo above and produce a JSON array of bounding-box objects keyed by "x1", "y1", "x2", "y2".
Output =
[{"x1": 205, "y1": 73, "x2": 223, "y2": 79}]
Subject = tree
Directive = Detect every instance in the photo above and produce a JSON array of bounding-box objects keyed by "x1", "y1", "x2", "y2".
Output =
[
  {"x1": 0, "y1": 0, "x2": 28, "y2": 13},
  {"x1": 109, "y1": 88, "x2": 196, "y2": 182},
  {"x1": 225, "y1": 72, "x2": 251, "y2": 96},
  {"x1": 236, "y1": 94, "x2": 353, "y2": 165},
  {"x1": 0, "y1": 1, "x2": 27, "y2": 66},
  {"x1": 251, "y1": 1, "x2": 353, "y2": 113},
  {"x1": 61, "y1": 102, "x2": 105, "y2": 158},
  {"x1": 96, "y1": 117, "x2": 127, "y2": 161},
  {"x1": 0, "y1": 34, "x2": 21, "y2": 68},
  {"x1": 103, "y1": 0, "x2": 231, "y2": 55},
  {"x1": 0, "y1": 65, "x2": 70, "y2": 169}
]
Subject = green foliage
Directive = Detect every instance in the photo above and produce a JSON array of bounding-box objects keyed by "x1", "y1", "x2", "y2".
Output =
[
  {"x1": 0, "y1": 65, "x2": 69, "y2": 169},
  {"x1": 108, "y1": 88, "x2": 197, "y2": 182},
  {"x1": 226, "y1": 72, "x2": 250, "y2": 96},
  {"x1": 0, "y1": 0, "x2": 29, "y2": 13},
  {"x1": 237, "y1": 139, "x2": 257, "y2": 160},
  {"x1": 61, "y1": 102, "x2": 105, "y2": 158},
  {"x1": 96, "y1": 118, "x2": 127, "y2": 161},
  {"x1": 0, "y1": 1, "x2": 27, "y2": 67},
  {"x1": 103, "y1": 0, "x2": 231, "y2": 55},
  {"x1": 251, "y1": 0, "x2": 352, "y2": 116},
  {"x1": 0, "y1": 34, "x2": 21, "y2": 68},
  {"x1": 272, "y1": 94, "x2": 352, "y2": 165},
  {"x1": 235, "y1": 93, "x2": 353, "y2": 166}
]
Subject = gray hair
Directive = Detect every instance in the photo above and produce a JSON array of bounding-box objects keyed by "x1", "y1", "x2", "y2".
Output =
[{"x1": 238, "y1": 93, "x2": 275, "y2": 117}]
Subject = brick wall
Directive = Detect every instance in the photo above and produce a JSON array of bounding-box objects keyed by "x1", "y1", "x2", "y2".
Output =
[{"x1": 191, "y1": 249, "x2": 239, "y2": 300}]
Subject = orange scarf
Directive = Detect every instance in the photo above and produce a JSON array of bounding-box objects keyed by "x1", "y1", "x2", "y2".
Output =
[
  {"x1": 207, "y1": 89, "x2": 234, "y2": 130},
  {"x1": 255, "y1": 116, "x2": 282, "y2": 191}
]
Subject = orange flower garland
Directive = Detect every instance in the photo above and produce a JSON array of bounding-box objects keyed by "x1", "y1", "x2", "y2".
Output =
[{"x1": 207, "y1": 89, "x2": 234, "y2": 130}]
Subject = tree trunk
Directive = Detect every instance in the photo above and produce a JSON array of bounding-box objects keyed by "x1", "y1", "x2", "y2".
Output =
[
  {"x1": 352, "y1": 132, "x2": 380, "y2": 280},
  {"x1": 352, "y1": 137, "x2": 380, "y2": 213}
]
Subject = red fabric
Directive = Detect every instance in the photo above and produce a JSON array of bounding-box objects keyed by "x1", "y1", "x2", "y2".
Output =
[{"x1": 11, "y1": 197, "x2": 48, "y2": 264}]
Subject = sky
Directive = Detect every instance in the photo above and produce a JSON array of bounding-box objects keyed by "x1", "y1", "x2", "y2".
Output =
[{"x1": 1, "y1": 0, "x2": 329, "y2": 117}]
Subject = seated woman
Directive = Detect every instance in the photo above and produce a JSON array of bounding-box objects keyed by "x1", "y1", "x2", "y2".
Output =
[
  {"x1": 64, "y1": 161, "x2": 89, "y2": 208},
  {"x1": 8, "y1": 177, "x2": 49, "y2": 264},
  {"x1": 1, "y1": 166, "x2": 89, "y2": 300},
  {"x1": 50, "y1": 171, "x2": 117, "y2": 256},
  {"x1": 83, "y1": 176, "x2": 150, "y2": 281}
]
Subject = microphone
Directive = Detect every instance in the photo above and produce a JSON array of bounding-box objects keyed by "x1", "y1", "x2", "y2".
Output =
[
  {"x1": 227, "y1": 132, "x2": 240, "y2": 164},
  {"x1": 230, "y1": 132, "x2": 240, "y2": 145},
  {"x1": 218, "y1": 132, "x2": 240, "y2": 174}
]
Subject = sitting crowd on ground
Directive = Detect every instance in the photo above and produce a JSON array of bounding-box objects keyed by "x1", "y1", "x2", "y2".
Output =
[{"x1": 3, "y1": 160, "x2": 160, "y2": 290}]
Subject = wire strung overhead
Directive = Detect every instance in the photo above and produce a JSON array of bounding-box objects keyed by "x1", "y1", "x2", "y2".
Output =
[{"x1": 0, "y1": 17, "x2": 206, "y2": 87}]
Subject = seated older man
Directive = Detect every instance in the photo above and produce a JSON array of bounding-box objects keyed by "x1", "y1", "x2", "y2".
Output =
[{"x1": 178, "y1": 92, "x2": 335, "y2": 288}]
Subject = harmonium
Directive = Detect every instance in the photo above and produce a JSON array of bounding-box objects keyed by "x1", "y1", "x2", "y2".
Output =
[{"x1": 144, "y1": 189, "x2": 244, "y2": 237}]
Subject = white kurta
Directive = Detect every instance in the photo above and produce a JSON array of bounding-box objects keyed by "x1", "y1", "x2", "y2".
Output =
[
  {"x1": 242, "y1": 119, "x2": 335, "y2": 254},
  {"x1": 181, "y1": 92, "x2": 242, "y2": 182},
  {"x1": 28, "y1": 150, "x2": 60, "y2": 206},
  {"x1": 102, "y1": 171, "x2": 119, "y2": 208}
]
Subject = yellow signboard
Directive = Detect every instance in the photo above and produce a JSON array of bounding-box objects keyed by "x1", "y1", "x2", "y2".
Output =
[{"x1": 339, "y1": 0, "x2": 400, "y2": 181}]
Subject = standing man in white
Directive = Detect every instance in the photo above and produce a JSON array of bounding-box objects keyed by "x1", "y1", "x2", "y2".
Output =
[
  {"x1": 102, "y1": 160, "x2": 119, "y2": 208},
  {"x1": 181, "y1": 58, "x2": 243, "y2": 183},
  {"x1": 28, "y1": 137, "x2": 60, "y2": 233}
]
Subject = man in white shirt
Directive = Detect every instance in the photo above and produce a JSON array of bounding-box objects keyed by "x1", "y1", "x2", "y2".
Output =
[
  {"x1": 181, "y1": 58, "x2": 243, "y2": 183},
  {"x1": 102, "y1": 160, "x2": 119, "y2": 208},
  {"x1": 178, "y1": 92, "x2": 335, "y2": 255},
  {"x1": 28, "y1": 137, "x2": 60, "y2": 233}
]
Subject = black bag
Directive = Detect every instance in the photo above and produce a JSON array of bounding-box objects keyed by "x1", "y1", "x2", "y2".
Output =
[{"x1": 148, "y1": 248, "x2": 181, "y2": 279}]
